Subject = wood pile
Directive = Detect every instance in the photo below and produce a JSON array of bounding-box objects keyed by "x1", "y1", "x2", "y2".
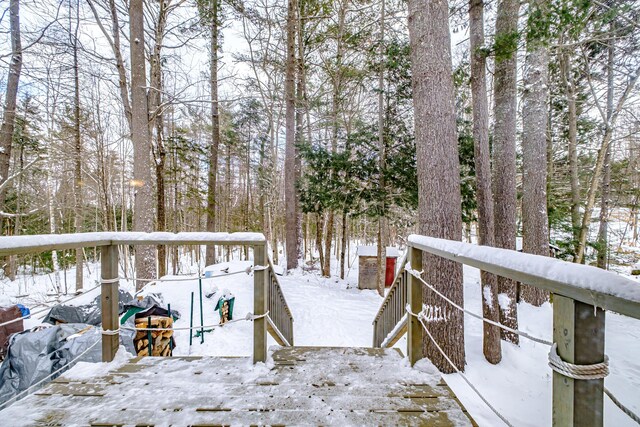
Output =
[
  {"x1": 220, "y1": 300, "x2": 230, "y2": 325},
  {"x1": 134, "y1": 315, "x2": 174, "y2": 357}
]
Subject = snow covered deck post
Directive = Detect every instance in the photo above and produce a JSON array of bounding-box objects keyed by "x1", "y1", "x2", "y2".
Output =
[
  {"x1": 100, "y1": 244, "x2": 119, "y2": 362},
  {"x1": 253, "y1": 243, "x2": 268, "y2": 363},
  {"x1": 407, "y1": 245, "x2": 423, "y2": 366},
  {"x1": 553, "y1": 296, "x2": 606, "y2": 427}
]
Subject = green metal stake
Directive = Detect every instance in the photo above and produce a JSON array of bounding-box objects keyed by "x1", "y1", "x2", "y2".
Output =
[
  {"x1": 168, "y1": 303, "x2": 173, "y2": 356},
  {"x1": 189, "y1": 292, "x2": 194, "y2": 347},
  {"x1": 147, "y1": 316, "x2": 152, "y2": 357},
  {"x1": 199, "y1": 278, "x2": 204, "y2": 344}
]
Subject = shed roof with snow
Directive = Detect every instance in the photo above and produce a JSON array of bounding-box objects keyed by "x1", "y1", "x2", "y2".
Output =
[{"x1": 356, "y1": 246, "x2": 401, "y2": 258}]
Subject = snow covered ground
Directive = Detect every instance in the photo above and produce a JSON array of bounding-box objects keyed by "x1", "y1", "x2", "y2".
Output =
[{"x1": 1, "y1": 245, "x2": 639, "y2": 426}]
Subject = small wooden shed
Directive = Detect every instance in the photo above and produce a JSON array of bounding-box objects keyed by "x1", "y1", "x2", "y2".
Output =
[{"x1": 357, "y1": 246, "x2": 401, "y2": 290}]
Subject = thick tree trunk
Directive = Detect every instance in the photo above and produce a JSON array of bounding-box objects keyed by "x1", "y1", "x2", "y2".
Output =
[
  {"x1": 492, "y1": 0, "x2": 519, "y2": 343},
  {"x1": 284, "y1": 0, "x2": 299, "y2": 271},
  {"x1": 469, "y1": 0, "x2": 501, "y2": 364},
  {"x1": 206, "y1": 4, "x2": 220, "y2": 267},
  {"x1": 520, "y1": 0, "x2": 549, "y2": 306},
  {"x1": 408, "y1": 0, "x2": 465, "y2": 372},
  {"x1": 130, "y1": 0, "x2": 156, "y2": 290},
  {"x1": 0, "y1": 0, "x2": 22, "y2": 211}
]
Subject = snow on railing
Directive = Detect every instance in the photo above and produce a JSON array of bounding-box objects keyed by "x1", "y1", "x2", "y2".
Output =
[
  {"x1": 373, "y1": 234, "x2": 640, "y2": 427},
  {"x1": 0, "y1": 231, "x2": 267, "y2": 256},
  {"x1": 0, "y1": 232, "x2": 293, "y2": 366},
  {"x1": 408, "y1": 234, "x2": 640, "y2": 318}
]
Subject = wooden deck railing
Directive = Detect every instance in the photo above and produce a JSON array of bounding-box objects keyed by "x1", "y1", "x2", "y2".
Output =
[
  {"x1": 372, "y1": 252, "x2": 408, "y2": 348},
  {"x1": 0, "y1": 232, "x2": 294, "y2": 365},
  {"x1": 372, "y1": 234, "x2": 640, "y2": 427},
  {"x1": 266, "y1": 258, "x2": 294, "y2": 346}
]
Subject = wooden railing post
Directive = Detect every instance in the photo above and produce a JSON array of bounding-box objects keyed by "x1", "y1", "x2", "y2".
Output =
[
  {"x1": 253, "y1": 244, "x2": 268, "y2": 363},
  {"x1": 101, "y1": 244, "x2": 119, "y2": 362},
  {"x1": 553, "y1": 295, "x2": 606, "y2": 427},
  {"x1": 407, "y1": 245, "x2": 423, "y2": 366}
]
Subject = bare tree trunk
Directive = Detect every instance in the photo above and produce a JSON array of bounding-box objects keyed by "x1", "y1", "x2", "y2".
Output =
[
  {"x1": 597, "y1": 28, "x2": 615, "y2": 270},
  {"x1": 575, "y1": 66, "x2": 640, "y2": 263},
  {"x1": 340, "y1": 211, "x2": 347, "y2": 279},
  {"x1": 469, "y1": 0, "x2": 501, "y2": 364},
  {"x1": 0, "y1": 0, "x2": 22, "y2": 211},
  {"x1": 521, "y1": 0, "x2": 549, "y2": 306},
  {"x1": 560, "y1": 50, "x2": 580, "y2": 252},
  {"x1": 295, "y1": 6, "x2": 305, "y2": 264},
  {"x1": 408, "y1": 0, "x2": 465, "y2": 372},
  {"x1": 150, "y1": 4, "x2": 168, "y2": 277},
  {"x1": 316, "y1": 213, "x2": 324, "y2": 270},
  {"x1": 87, "y1": 0, "x2": 132, "y2": 131},
  {"x1": 492, "y1": 0, "x2": 520, "y2": 344},
  {"x1": 130, "y1": 0, "x2": 156, "y2": 289},
  {"x1": 284, "y1": 0, "x2": 299, "y2": 271},
  {"x1": 376, "y1": 0, "x2": 387, "y2": 297},
  {"x1": 206, "y1": 2, "x2": 220, "y2": 267},
  {"x1": 72, "y1": 0, "x2": 83, "y2": 292}
]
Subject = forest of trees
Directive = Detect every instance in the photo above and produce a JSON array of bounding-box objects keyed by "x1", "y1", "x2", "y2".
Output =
[{"x1": 1, "y1": 0, "x2": 639, "y2": 369}]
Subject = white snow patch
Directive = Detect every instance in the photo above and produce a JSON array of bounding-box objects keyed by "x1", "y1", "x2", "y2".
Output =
[
  {"x1": 64, "y1": 346, "x2": 132, "y2": 381},
  {"x1": 497, "y1": 293, "x2": 511, "y2": 312}
]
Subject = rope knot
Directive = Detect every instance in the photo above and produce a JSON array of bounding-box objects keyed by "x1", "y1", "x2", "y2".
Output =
[{"x1": 548, "y1": 343, "x2": 609, "y2": 380}]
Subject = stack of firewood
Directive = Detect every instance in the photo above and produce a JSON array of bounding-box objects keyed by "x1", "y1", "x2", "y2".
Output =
[
  {"x1": 134, "y1": 315, "x2": 173, "y2": 356},
  {"x1": 220, "y1": 300, "x2": 230, "y2": 325}
]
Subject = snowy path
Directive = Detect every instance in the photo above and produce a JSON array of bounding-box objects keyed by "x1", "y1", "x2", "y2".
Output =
[{"x1": 0, "y1": 347, "x2": 475, "y2": 426}]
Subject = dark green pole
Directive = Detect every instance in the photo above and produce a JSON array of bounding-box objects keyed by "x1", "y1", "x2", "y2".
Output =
[
  {"x1": 199, "y1": 278, "x2": 204, "y2": 344},
  {"x1": 168, "y1": 303, "x2": 173, "y2": 356},
  {"x1": 189, "y1": 292, "x2": 194, "y2": 347},
  {"x1": 147, "y1": 316, "x2": 152, "y2": 357}
]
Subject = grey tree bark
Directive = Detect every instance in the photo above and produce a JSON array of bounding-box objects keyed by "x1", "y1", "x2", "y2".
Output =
[
  {"x1": 492, "y1": 0, "x2": 519, "y2": 343},
  {"x1": 596, "y1": 26, "x2": 615, "y2": 270},
  {"x1": 72, "y1": 0, "x2": 83, "y2": 292},
  {"x1": 560, "y1": 50, "x2": 580, "y2": 253},
  {"x1": 521, "y1": 0, "x2": 550, "y2": 306},
  {"x1": 284, "y1": 0, "x2": 299, "y2": 271},
  {"x1": 408, "y1": 0, "x2": 465, "y2": 372},
  {"x1": 129, "y1": 0, "x2": 156, "y2": 289},
  {"x1": 150, "y1": 0, "x2": 170, "y2": 278},
  {"x1": 376, "y1": 0, "x2": 386, "y2": 297},
  {"x1": 0, "y1": 0, "x2": 22, "y2": 212},
  {"x1": 206, "y1": 0, "x2": 220, "y2": 267},
  {"x1": 469, "y1": 0, "x2": 501, "y2": 364}
]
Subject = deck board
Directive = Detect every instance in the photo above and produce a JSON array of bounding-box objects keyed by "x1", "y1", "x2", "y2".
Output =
[{"x1": 2, "y1": 347, "x2": 476, "y2": 426}]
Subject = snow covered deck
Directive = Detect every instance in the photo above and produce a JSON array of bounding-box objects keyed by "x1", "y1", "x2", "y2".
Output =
[{"x1": 5, "y1": 347, "x2": 476, "y2": 426}]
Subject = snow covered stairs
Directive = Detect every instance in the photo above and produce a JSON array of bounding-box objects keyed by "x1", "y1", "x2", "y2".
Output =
[{"x1": 9, "y1": 347, "x2": 476, "y2": 426}]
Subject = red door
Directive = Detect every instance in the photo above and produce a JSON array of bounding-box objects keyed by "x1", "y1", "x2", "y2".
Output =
[{"x1": 385, "y1": 257, "x2": 396, "y2": 287}]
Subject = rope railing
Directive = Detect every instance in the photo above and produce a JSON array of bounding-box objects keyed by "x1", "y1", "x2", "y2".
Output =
[
  {"x1": 115, "y1": 311, "x2": 269, "y2": 333},
  {"x1": 404, "y1": 261, "x2": 640, "y2": 425},
  {"x1": 406, "y1": 305, "x2": 515, "y2": 427},
  {"x1": 120, "y1": 265, "x2": 269, "y2": 283},
  {"x1": 405, "y1": 264, "x2": 553, "y2": 346}
]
